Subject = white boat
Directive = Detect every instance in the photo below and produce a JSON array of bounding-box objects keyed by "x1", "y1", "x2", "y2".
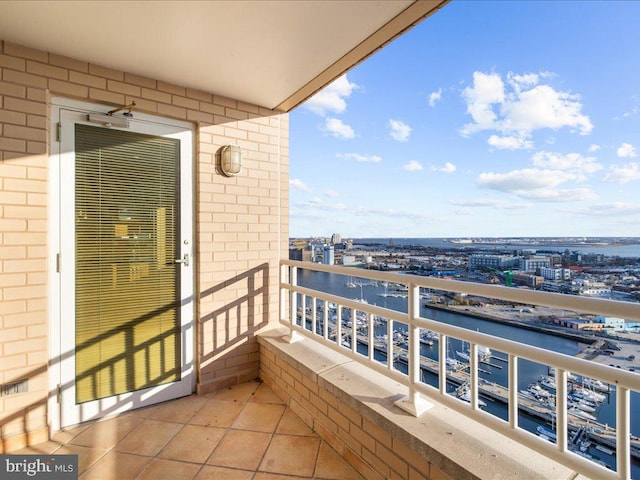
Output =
[
  {"x1": 573, "y1": 386, "x2": 606, "y2": 403},
  {"x1": 582, "y1": 377, "x2": 609, "y2": 393},
  {"x1": 595, "y1": 445, "x2": 614, "y2": 456},
  {"x1": 539, "y1": 376, "x2": 557, "y2": 391},
  {"x1": 536, "y1": 425, "x2": 557, "y2": 442},
  {"x1": 568, "y1": 407, "x2": 597, "y2": 421},
  {"x1": 456, "y1": 350, "x2": 470, "y2": 362},
  {"x1": 457, "y1": 387, "x2": 487, "y2": 407}
]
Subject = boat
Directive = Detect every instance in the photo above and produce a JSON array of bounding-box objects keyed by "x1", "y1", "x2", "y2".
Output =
[
  {"x1": 595, "y1": 445, "x2": 614, "y2": 456},
  {"x1": 457, "y1": 386, "x2": 487, "y2": 407},
  {"x1": 568, "y1": 407, "x2": 597, "y2": 421},
  {"x1": 539, "y1": 376, "x2": 557, "y2": 391},
  {"x1": 536, "y1": 425, "x2": 557, "y2": 442},
  {"x1": 583, "y1": 377, "x2": 609, "y2": 392},
  {"x1": 573, "y1": 386, "x2": 606, "y2": 403}
]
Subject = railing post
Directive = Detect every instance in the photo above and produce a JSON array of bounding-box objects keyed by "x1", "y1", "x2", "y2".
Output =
[
  {"x1": 284, "y1": 265, "x2": 303, "y2": 343},
  {"x1": 508, "y1": 354, "x2": 518, "y2": 429},
  {"x1": 617, "y1": 386, "x2": 631, "y2": 480},
  {"x1": 279, "y1": 263, "x2": 287, "y2": 323},
  {"x1": 556, "y1": 368, "x2": 568, "y2": 453},
  {"x1": 470, "y1": 343, "x2": 479, "y2": 410},
  {"x1": 395, "y1": 283, "x2": 433, "y2": 416},
  {"x1": 439, "y1": 334, "x2": 447, "y2": 395}
]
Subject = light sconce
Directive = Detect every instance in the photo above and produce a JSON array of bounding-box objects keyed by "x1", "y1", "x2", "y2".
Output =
[{"x1": 220, "y1": 145, "x2": 242, "y2": 177}]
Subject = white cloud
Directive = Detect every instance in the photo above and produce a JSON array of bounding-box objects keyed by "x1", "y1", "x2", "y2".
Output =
[
  {"x1": 403, "y1": 160, "x2": 423, "y2": 172},
  {"x1": 515, "y1": 187, "x2": 596, "y2": 202},
  {"x1": 389, "y1": 119, "x2": 411, "y2": 142},
  {"x1": 477, "y1": 168, "x2": 578, "y2": 191},
  {"x1": 570, "y1": 202, "x2": 640, "y2": 216},
  {"x1": 450, "y1": 198, "x2": 532, "y2": 209},
  {"x1": 290, "y1": 178, "x2": 311, "y2": 192},
  {"x1": 338, "y1": 153, "x2": 382, "y2": 163},
  {"x1": 476, "y1": 168, "x2": 596, "y2": 202},
  {"x1": 531, "y1": 151, "x2": 602, "y2": 175},
  {"x1": 487, "y1": 134, "x2": 533, "y2": 150},
  {"x1": 461, "y1": 71, "x2": 593, "y2": 145},
  {"x1": 616, "y1": 143, "x2": 637, "y2": 158},
  {"x1": 428, "y1": 88, "x2": 442, "y2": 107},
  {"x1": 461, "y1": 72, "x2": 504, "y2": 134},
  {"x1": 304, "y1": 74, "x2": 358, "y2": 116},
  {"x1": 603, "y1": 162, "x2": 640, "y2": 184},
  {"x1": 588, "y1": 144, "x2": 601, "y2": 153},
  {"x1": 324, "y1": 190, "x2": 340, "y2": 197},
  {"x1": 432, "y1": 162, "x2": 456, "y2": 173},
  {"x1": 325, "y1": 118, "x2": 355, "y2": 139}
]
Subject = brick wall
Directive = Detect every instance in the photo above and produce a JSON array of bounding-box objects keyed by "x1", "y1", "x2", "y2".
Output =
[
  {"x1": 259, "y1": 339, "x2": 455, "y2": 480},
  {"x1": 0, "y1": 40, "x2": 288, "y2": 450}
]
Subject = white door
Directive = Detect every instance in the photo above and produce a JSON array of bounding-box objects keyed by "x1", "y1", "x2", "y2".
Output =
[{"x1": 51, "y1": 99, "x2": 194, "y2": 428}]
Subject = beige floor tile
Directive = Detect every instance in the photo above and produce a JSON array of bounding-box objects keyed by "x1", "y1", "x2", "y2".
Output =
[
  {"x1": 114, "y1": 419, "x2": 182, "y2": 456},
  {"x1": 122, "y1": 404, "x2": 161, "y2": 420},
  {"x1": 159, "y1": 425, "x2": 225, "y2": 464},
  {"x1": 209, "y1": 381, "x2": 260, "y2": 402},
  {"x1": 253, "y1": 474, "x2": 309, "y2": 480},
  {"x1": 151, "y1": 395, "x2": 208, "y2": 423},
  {"x1": 51, "y1": 423, "x2": 92, "y2": 444},
  {"x1": 276, "y1": 409, "x2": 315, "y2": 436},
  {"x1": 314, "y1": 442, "x2": 365, "y2": 480},
  {"x1": 137, "y1": 458, "x2": 201, "y2": 480},
  {"x1": 189, "y1": 399, "x2": 245, "y2": 428},
  {"x1": 259, "y1": 434, "x2": 320, "y2": 477},
  {"x1": 251, "y1": 384, "x2": 285, "y2": 404},
  {"x1": 206, "y1": 429, "x2": 271, "y2": 470},
  {"x1": 79, "y1": 451, "x2": 151, "y2": 480},
  {"x1": 54, "y1": 444, "x2": 107, "y2": 474},
  {"x1": 70, "y1": 415, "x2": 144, "y2": 450},
  {"x1": 12, "y1": 441, "x2": 63, "y2": 454},
  {"x1": 231, "y1": 402, "x2": 286, "y2": 433},
  {"x1": 194, "y1": 465, "x2": 254, "y2": 480}
]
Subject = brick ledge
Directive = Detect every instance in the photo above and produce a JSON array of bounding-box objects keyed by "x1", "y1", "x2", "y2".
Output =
[{"x1": 258, "y1": 327, "x2": 576, "y2": 480}]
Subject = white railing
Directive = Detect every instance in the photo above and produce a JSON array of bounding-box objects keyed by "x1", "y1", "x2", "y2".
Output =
[{"x1": 280, "y1": 259, "x2": 640, "y2": 480}]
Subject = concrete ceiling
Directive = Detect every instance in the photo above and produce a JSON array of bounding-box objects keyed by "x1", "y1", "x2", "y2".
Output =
[{"x1": 0, "y1": 0, "x2": 448, "y2": 111}]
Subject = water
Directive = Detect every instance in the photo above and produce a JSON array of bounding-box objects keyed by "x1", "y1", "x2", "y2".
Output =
[
  {"x1": 297, "y1": 268, "x2": 640, "y2": 478},
  {"x1": 354, "y1": 237, "x2": 640, "y2": 258}
]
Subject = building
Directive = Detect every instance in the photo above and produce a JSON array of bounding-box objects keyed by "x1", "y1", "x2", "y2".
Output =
[
  {"x1": 331, "y1": 233, "x2": 341, "y2": 245},
  {"x1": 468, "y1": 254, "x2": 519, "y2": 270},
  {"x1": 322, "y1": 245, "x2": 335, "y2": 265},
  {"x1": 540, "y1": 267, "x2": 571, "y2": 281},
  {"x1": 520, "y1": 255, "x2": 551, "y2": 272}
]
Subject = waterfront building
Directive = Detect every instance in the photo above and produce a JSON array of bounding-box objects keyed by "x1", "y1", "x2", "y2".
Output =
[
  {"x1": 520, "y1": 255, "x2": 552, "y2": 271},
  {"x1": 512, "y1": 272, "x2": 545, "y2": 288},
  {"x1": 469, "y1": 254, "x2": 519, "y2": 270},
  {"x1": 540, "y1": 266, "x2": 571, "y2": 281},
  {"x1": 323, "y1": 245, "x2": 335, "y2": 265}
]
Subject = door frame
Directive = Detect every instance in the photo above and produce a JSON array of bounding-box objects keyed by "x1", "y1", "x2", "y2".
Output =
[{"x1": 48, "y1": 97, "x2": 196, "y2": 431}]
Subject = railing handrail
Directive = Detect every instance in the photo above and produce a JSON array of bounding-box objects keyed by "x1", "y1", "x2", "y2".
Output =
[
  {"x1": 279, "y1": 259, "x2": 640, "y2": 480},
  {"x1": 282, "y1": 259, "x2": 640, "y2": 322}
]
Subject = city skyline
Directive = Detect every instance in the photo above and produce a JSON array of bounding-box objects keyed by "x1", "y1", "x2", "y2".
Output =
[{"x1": 289, "y1": 1, "x2": 640, "y2": 238}]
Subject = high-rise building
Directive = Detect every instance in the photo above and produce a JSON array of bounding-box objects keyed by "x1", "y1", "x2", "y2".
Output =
[
  {"x1": 331, "y1": 233, "x2": 341, "y2": 245},
  {"x1": 323, "y1": 245, "x2": 335, "y2": 265}
]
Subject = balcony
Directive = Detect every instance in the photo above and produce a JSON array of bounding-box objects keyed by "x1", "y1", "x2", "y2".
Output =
[
  {"x1": 266, "y1": 260, "x2": 640, "y2": 480},
  {"x1": 13, "y1": 259, "x2": 640, "y2": 480},
  {"x1": 12, "y1": 381, "x2": 365, "y2": 480}
]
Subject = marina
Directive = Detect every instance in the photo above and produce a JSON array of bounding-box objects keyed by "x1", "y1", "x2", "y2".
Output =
[{"x1": 296, "y1": 268, "x2": 640, "y2": 476}]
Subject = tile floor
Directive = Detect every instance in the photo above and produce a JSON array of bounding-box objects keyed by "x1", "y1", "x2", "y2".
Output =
[{"x1": 14, "y1": 381, "x2": 365, "y2": 480}]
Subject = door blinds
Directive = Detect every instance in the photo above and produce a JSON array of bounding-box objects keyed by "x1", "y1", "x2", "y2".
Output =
[{"x1": 74, "y1": 123, "x2": 181, "y2": 403}]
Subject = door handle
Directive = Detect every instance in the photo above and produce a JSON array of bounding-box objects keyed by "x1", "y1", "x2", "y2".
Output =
[{"x1": 175, "y1": 253, "x2": 190, "y2": 267}]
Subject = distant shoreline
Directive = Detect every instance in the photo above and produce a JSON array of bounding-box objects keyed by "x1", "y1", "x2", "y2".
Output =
[{"x1": 424, "y1": 303, "x2": 598, "y2": 344}]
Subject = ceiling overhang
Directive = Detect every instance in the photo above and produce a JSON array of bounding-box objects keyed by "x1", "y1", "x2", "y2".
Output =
[{"x1": 0, "y1": 0, "x2": 449, "y2": 112}]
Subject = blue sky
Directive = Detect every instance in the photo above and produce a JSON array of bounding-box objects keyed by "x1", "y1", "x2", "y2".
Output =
[{"x1": 288, "y1": 1, "x2": 640, "y2": 239}]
